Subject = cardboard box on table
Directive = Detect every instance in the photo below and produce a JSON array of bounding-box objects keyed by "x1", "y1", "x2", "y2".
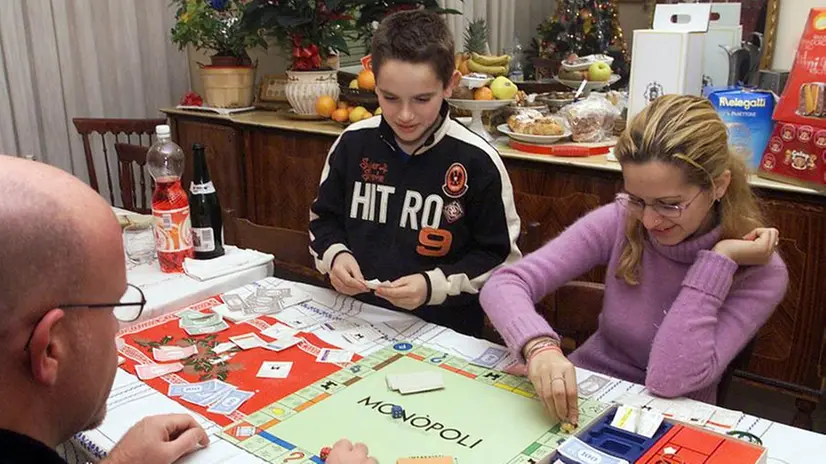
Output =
[
  {"x1": 627, "y1": 4, "x2": 711, "y2": 121},
  {"x1": 703, "y1": 3, "x2": 744, "y2": 90},
  {"x1": 547, "y1": 405, "x2": 767, "y2": 464},
  {"x1": 758, "y1": 8, "x2": 826, "y2": 191}
]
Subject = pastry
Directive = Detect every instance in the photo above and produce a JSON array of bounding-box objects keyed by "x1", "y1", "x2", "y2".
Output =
[
  {"x1": 507, "y1": 111, "x2": 565, "y2": 136},
  {"x1": 799, "y1": 82, "x2": 825, "y2": 117}
]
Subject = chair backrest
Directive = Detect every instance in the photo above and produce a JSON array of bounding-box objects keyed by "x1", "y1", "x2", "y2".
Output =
[
  {"x1": 223, "y1": 209, "x2": 327, "y2": 288},
  {"x1": 72, "y1": 118, "x2": 165, "y2": 205},
  {"x1": 114, "y1": 143, "x2": 153, "y2": 214}
]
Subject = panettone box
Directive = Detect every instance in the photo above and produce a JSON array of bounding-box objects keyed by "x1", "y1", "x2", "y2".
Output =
[
  {"x1": 759, "y1": 8, "x2": 826, "y2": 189},
  {"x1": 772, "y1": 8, "x2": 826, "y2": 126},
  {"x1": 627, "y1": 3, "x2": 710, "y2": 121}
]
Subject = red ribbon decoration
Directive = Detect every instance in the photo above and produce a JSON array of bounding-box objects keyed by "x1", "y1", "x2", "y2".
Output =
[{"x1": 291, "y1": 35, "x2": 321, "y2": 70}]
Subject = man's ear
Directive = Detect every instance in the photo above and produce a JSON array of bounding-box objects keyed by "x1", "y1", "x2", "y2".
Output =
[{"x1": 28, "y1": 308, "x2": 66, "y2": 386}]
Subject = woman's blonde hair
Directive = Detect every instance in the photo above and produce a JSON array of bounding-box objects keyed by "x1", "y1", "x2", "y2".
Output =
[{"x1": 613, "y1": 95, "x2": 764, "y2": 285}]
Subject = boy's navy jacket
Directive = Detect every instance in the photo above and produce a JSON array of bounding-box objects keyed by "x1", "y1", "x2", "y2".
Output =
[{"x1": 309, "y1": 102, "x2": 521, "y2": 336}]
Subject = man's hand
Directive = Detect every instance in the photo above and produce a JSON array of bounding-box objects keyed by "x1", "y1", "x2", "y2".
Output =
[
  {"x1": 103, "y1": 414, "x2": 208, "y2": 464},
  {"x1": 375, "y1": 273, "x2": 427, "y2": 310},
  {"x1": 330, "y1": 253, "x2": 369, "y2": 295},
  {"x1": 327, "y1": 438, "x2": 378, "y2": 464}
]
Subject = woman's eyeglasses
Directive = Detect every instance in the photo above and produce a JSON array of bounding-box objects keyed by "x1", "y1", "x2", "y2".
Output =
[{"x1": 615, "y1": 189, "x2": 705, "y2": 219}]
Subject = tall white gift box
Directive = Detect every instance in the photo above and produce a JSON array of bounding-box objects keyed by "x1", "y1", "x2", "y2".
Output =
[
  {"x1": 628, "y1": 4, "x2": 711, "y2": 121},
  {"x1": 704, "y1": 3, "x2": 743, "y2": 90}
]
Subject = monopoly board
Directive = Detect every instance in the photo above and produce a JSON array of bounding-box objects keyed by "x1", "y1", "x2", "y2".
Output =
[
  {"x1": 219, "y1": 342, "x2": 612, "y2": 464},
  {"x1": 115, "y1": 277, "x2": 611, "y2": 464}
]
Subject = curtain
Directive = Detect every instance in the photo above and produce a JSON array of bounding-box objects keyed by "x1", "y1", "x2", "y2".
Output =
[
  {"x1": 442, "y1": 0, "x2": 516, "y2": 55},
  {"x1": 0, "y1": 0, "x2": 189, "y2": 190}
]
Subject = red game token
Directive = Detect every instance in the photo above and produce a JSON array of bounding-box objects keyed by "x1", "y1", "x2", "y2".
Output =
[{"x1": 320, "y1": 446, "x2": 332, "y2": 461}]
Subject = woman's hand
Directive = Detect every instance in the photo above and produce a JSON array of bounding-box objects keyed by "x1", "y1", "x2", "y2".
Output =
[
  {"x1": 523, "y1": 337, "x2": 579, "y2": 425},
  {"x1": 712, "y1": 227, "x2": 779, "y2": 266}
]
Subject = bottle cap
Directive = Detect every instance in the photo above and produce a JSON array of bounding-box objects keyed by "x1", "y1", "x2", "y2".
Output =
[{"x1": 155, "y1": 125, "x2": 171, "y2": 137}]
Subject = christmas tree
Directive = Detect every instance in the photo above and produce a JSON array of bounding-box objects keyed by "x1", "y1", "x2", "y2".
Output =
[{"x1": 529, "y1": 0, "x2": 629, "y2": 80}]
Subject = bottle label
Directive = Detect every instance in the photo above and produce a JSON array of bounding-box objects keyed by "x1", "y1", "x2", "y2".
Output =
[
  {"x1": 190, "y1": 181, "x2": 216, "y2": 195},
  {"x1": 152, "y1": 206, "x2": 193, "y2": 252},
  {"x1": 192, "y1": 227, "x2": 215, "y2": 252}
]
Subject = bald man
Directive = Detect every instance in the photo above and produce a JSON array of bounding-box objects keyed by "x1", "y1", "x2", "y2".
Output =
[{"x1": 0, "y1": 155, "x2": 207, "y2": 463}]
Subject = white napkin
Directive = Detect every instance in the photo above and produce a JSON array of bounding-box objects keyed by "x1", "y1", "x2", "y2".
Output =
[{"x1": 183, "y1": 245, "x2": 274, "y2": 281}]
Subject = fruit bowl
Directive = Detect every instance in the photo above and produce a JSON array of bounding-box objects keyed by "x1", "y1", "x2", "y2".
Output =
[
  {"x1": 446, "y1": 98, "x2": 514, "y2": 141},
  {"x1": 554, "y1": 74, "x2": 621, "y2": 96},
  {"x1": 339, "y1": 88, "x2": 379, "y2": 112}
]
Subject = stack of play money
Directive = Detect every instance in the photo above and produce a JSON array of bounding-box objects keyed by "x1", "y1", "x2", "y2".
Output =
[{"x1": 178, "y1": 310, "x2": 229, "y2": 335}]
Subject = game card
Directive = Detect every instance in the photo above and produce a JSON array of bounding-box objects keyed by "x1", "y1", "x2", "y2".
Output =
[
  {"x1": 316, "y1": 348, "x2": 353, "y2": 363},
  {"x1": 260, "y1": 323, "x2": 298, "y2": 340},
  {"x1": 263, "y1": 336, "x2": 303, "y2": 352},
  {"x1": 256, "y1": 361, "x2": 293, "y2": 379},
  {"x1": 135, "y1": 362, "x2": 183, "y2": 380},
  {"x1": 229, "y1": 333, "x2": 266, "y2": 350}
]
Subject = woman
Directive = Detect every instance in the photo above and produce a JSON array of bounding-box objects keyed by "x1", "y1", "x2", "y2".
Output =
[{"x1": 480, "y1": 95, "x2": 788, "y2": 425}]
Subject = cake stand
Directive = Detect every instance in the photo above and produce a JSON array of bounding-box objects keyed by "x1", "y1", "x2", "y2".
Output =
[
  {"x1": 554, "y1": 74, "x2": 621, "y2": 96},
  {"x1": 446, "y1": 99, "x2": 514, "y2": 142}
]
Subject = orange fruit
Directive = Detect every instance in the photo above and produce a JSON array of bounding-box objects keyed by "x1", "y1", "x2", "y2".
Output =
[
  {"x1": 474, "y1": 87, "x2": 494, "y2": 100},
  {"x1": 357, "y1": 69, "x2": 376, "y2": 91},
  {"x1": 337, "y1": 101, "x2": 348, "y2": 109},
  {"x1": 331, "y1": 108, "x2": 349, "y2": 123},
  {"x1": 315, "y1": 95, "x2": 337, "y2": 117}
]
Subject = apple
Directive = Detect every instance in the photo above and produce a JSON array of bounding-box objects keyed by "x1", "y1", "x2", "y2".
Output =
[
  {"x1": 490, "y1": 76, "x2": 518, "y2": 100},
  {"x1": 588, "y1": 62, "x2": 612, "y2": 82}
]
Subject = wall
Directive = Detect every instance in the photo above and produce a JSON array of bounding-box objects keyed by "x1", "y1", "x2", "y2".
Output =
[{"x1": 771, "y1": 0, "x2": 822, "y2": 71}]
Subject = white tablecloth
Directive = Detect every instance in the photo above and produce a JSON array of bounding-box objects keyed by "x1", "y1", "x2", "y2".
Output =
[{"x1": 61, "y1": 278, "x2": 826, "y2": 464}]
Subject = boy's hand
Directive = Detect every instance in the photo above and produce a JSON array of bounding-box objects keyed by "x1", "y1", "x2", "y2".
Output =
[
  {"x1": 330, "y1": 253, "x2": 369, "y2": 295},
  {"x1": 375, "y1": 274, "x2": 427, "y2": 310}
]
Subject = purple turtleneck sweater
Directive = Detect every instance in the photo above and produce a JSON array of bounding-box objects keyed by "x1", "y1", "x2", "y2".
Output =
[{"x1": 480, "y1": 202, "x2": 788, "y2": 404}]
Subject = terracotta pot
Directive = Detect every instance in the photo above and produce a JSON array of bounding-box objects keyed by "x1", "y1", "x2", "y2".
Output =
[{"x1": 285, "y1": 69, "x2": 340, "y2": 115}]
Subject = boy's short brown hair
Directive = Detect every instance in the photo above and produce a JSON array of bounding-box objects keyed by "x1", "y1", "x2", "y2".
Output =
[{"x1": 370, "y1": 10, "x2": 455, "y2": 88}]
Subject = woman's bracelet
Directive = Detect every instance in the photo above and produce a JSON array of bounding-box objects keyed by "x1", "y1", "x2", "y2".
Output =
[{"x1": 524, "y1": 338, "x2": 561, "y2": 361}]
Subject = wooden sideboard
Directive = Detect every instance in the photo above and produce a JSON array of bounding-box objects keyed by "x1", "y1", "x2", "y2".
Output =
[{"x1": 164, "y1": 108, "x2": 826, "y2": 425}]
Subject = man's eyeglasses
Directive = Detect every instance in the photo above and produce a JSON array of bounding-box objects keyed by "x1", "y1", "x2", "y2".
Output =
[
  {"x1": 24, "y1": 284, "x2": 146, "y2": 351},
  {"x1": 615, "y1": 189, "x2": 705, "y2": 219},
  {"x1": 59, "y1": 283, "x2": 147, "y2": 323}
]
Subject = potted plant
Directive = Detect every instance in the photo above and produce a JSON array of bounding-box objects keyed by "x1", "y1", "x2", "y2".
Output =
[
  {"x1": 352, "y1": 1, "x2": 460, "y2": 48},
  {"x1": 241, "y1": 0, "x2": 362, "y2": 115},
  {"x1": 171, "y1": 0, "x2": 267, "y2": 108}
]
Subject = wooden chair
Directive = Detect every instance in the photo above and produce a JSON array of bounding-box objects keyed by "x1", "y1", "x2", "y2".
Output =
[
  {"x1": 72, "y1": 118, "x2": 165, "y2": 205},
  {"x1": 223, "y1": 209, "x2": 328, "y2": 288},
  {"x1": 114, "y1": 143, "x2": 153, "y2": 214}
]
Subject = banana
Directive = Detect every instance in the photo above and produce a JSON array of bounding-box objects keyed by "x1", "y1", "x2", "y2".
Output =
[
  {"x1": 466, "y1": 59, "x2": 508, "y2": 76},
  {"x1": 471, "y1": 52, "x2": 511, "y2": 66}
]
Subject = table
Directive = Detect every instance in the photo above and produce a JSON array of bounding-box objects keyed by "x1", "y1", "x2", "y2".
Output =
[
  {"x1": 112, "y1": 207, "x2": 274, "y2": 322},
  {"x1": 59, "y1": 278, "x2": 825, "y2": 464}
]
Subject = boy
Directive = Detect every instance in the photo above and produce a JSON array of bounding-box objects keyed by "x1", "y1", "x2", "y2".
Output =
[{"x1": 309, "y1": 10, "x2": 521, "y2": 337}]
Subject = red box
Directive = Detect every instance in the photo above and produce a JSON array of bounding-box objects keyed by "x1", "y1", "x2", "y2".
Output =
[
  {"x1": 758, "y1": 122, "x2": 826, "y2": 190},
  {"x1": 772, "y1": 8, "x2": 826, "y2": 126},
  {"x1": 759, "y1": 8, "x2": 826, "y2": 189}
]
